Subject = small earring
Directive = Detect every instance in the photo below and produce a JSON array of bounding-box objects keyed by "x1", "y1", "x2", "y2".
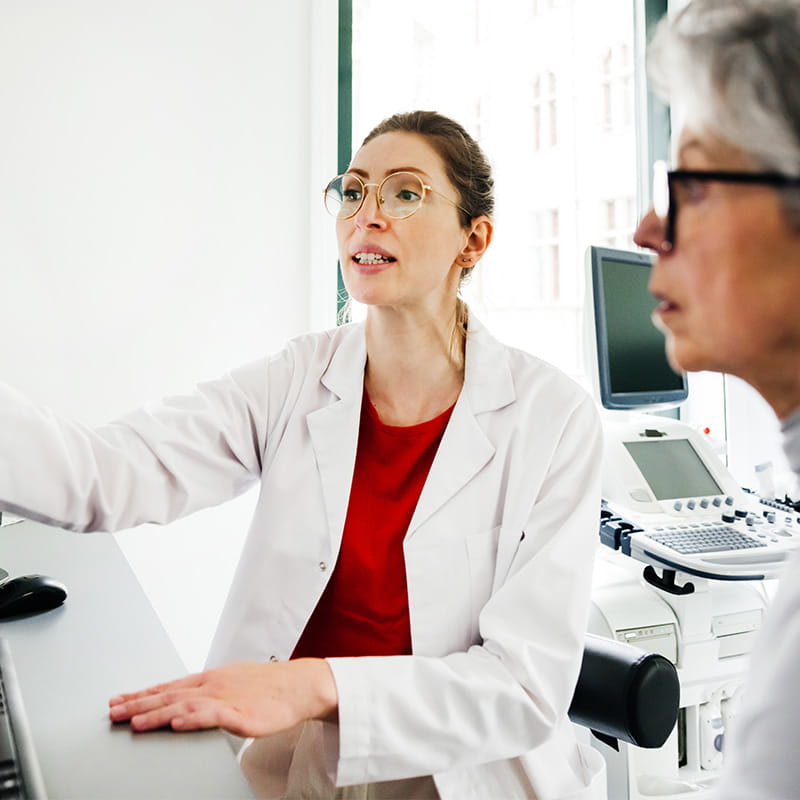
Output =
[{"x1": 461, "y1": 256, "x2": 472, "y2": 264}]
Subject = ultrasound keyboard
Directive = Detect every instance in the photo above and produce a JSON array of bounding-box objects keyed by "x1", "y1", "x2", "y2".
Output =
[
  {"x1": 600, "y1": 498, "x2": 799, "y2": 581},
  {"x1": 644, "y1": 525, "x2": 766, "y2": 554},
  {"x1": 0, "y1": 639, "x2": 46, "y2": 799}
]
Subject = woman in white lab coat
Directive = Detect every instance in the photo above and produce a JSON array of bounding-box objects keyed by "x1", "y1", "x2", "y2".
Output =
[
  {"x1": 633, "y1": 2, "x2": 800, "y2": 798},
  {"x1": 1, "y1": 111, "x2": 605, "y2": 798}
]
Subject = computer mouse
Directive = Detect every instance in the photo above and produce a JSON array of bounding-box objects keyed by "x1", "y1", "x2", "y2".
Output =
[{"x1": 0, "y1": 574, "x2": 68, "y2": 618}]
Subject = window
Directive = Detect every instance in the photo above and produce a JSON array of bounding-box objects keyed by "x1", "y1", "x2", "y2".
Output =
[
  {"x1": 602, "y1": 196, "x2": 637, "y2": 249},
  {"x1": 533, "y1": 209, "x2": 561, "y2": 302},
  {"x1": 532, "y1": 72, "x2": 558, "y2": 151},
  {"x1": 350, "y1": 0, "x2": 642, "y2": 382},
  {"x1": 531, "y1": 0, "x2": 562, "y2": 16},
  {"x1": 600, "y1": 43, "x2": 634, "y2": 131}
]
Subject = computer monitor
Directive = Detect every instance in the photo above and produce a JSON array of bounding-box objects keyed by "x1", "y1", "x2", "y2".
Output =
[{"x1": 585, "y1": 245, "x2": 688, "y2": 411}]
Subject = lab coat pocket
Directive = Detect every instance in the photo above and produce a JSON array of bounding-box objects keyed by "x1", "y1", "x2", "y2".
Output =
[{"x1": 466, "y1": 525, "x2": 502, "y2": 639}]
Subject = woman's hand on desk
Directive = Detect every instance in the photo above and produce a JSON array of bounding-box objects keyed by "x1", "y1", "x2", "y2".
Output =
[{"x1": 108, "y1": 658, "x2": 338, "y2": 737}]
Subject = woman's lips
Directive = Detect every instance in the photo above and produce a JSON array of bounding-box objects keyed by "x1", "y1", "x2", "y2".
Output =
[
  {"x1": 653, "y1": 292, "x2": 679, "y2": 314},
  {"x1": 350, "y1": 247, "x2": 397, "y2": 274},
  {"x1": 351, "y1": 258, "x2": 394, "y2": 275}
]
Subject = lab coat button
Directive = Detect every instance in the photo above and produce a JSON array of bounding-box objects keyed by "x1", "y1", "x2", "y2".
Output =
[
  {"x1": 319, "y1": 561, "x2": 327, "y2": 571},
  {"x1": 269, "y1": 655, "x2": 279, "y2": 662}
]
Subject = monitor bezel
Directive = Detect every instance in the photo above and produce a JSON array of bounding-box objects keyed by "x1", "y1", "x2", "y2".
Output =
[{"x1": 589, "y1": 245, "x2": 688, "y2": 411}]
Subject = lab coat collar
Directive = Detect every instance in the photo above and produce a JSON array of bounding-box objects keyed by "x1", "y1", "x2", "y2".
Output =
[
  {"x1": 317, "y1": 311, "x2": 516, "y2": 412},
  {"x1": 461, "y1": 312, "x2": 516, "y2": 414},
  {"x1": 308, "y1": 311, "x2": 516, "y2": 547},
  {"x1": 306, "y1": 327, "x2": 366, "y2": 561},
  {"x1": 408, "y1": 313, "x2": 515, "y2": 536}
]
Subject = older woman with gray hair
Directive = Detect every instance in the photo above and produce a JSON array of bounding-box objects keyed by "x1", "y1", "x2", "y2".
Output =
[{"x1": 634, "y1": 0, "x2": 800, "y2": 797}]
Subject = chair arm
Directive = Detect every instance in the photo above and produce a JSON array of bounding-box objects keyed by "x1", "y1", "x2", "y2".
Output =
[{"x1": 568, "y1": 633, "x2": 679, "y2": 749}]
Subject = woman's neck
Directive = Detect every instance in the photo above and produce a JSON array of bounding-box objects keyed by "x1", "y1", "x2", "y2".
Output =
[
  {"x1": 738, "y1": 350, "x2": 800, "y2": 421},
  {"x1": 364, "y1": 307, "x2": 465, "y2": 426}
]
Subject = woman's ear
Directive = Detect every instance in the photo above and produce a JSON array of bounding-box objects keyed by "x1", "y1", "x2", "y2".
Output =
[{"x1": 459, "y1": 216, "x2": 493, "y2": 265}]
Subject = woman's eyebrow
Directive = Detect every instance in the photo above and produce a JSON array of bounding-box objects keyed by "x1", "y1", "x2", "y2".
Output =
[
  {"x1": 346, "y1": 166, "x2": 432, "y2": 180},
  {"x1": 675, "y1": 138, "x2": 719, "y2": 168}
]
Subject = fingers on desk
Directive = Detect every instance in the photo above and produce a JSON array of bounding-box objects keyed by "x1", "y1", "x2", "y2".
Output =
[
  {"x1": 110, "y1": 693, "x2": 241, "y2": 733},
  {"x1": 109, "y1": 672, "x2": 203, "y2": 707},
  {"x1": 107, "y1": 660, "x2": 334, "y2": 738},
  {"x1": 108, "y1": 675, "x2": 212, "y2": 730}
]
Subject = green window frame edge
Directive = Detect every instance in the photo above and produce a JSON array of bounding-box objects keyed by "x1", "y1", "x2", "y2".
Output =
[
  {"x1": 635, "y1": 0, "x2": 670, "y2": 212},
  {"x1": 336, "y1": 0, "x2": 353, "y2": 322},
  {"x1": 635, "y1": 0, "x2": 676, "y2": 418}
]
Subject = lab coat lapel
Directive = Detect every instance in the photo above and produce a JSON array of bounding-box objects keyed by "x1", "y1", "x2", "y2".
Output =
[
  {"x1": 406, "y1": 316, "x2": 515, "y2": 538},
  {"x1": 306, "y1": 324, "x2": 366, "y2": 553}
]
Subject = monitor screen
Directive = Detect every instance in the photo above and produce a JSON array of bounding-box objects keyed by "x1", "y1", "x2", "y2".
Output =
[
  {"x1": 623, "y1": 438, "x2": 723, "y2": 500},
  {"x1": 588, "y1": 245, "x2": 688, "y2": 410}
]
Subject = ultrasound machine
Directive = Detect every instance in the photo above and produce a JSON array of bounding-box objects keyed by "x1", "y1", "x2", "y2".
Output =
[{"x1": 583, "y1": 245, "x2": 800, "y2": 799}]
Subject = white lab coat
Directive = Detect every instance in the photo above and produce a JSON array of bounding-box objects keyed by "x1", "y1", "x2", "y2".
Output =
[
  {"x1": 713, "y1": 409, "x2": 800, "y2": 800},
  {"x1": 0, "y1": 314, "x2": 605, "y2": 799}
]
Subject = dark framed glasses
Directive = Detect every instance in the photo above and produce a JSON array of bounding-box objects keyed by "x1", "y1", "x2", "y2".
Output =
[
  {"x1": 652, "y1": 160, "x2": 800, "y2": 250},
  {"x1": 323, "y1": 170, "x2": 467, "y2": 220}
]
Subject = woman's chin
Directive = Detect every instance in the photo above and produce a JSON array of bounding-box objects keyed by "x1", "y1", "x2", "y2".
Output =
[{"x1": 667, "y1": 338, "x2": 711, "y2": 376}]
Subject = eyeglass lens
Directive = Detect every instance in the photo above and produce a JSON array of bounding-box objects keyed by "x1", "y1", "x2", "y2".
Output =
[
  {"x1": 652, "y1": 161, "x2": 675, "y2": 249},
  {"x1": 325, "y1": 172, "x2": 426, "y2": 220}
]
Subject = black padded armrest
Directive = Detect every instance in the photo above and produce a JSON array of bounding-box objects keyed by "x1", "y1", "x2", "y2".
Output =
[{"x1": 568, "y1": 633, "x2": 679, "y2": 749}]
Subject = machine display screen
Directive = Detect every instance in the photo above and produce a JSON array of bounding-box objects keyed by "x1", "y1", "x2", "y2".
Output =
[
  {"x1": 589, "y1": 247, "x2": 688, "y2": 409},
  {"x1": 623, "y1": 438, "x2": 723, "y2": 500},
  {"x1": 601, "y1": 258, "x2": 684, "y2": 395}
]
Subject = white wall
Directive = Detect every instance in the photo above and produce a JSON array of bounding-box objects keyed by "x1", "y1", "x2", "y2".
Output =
[
  {"x1": 724, "y1": 376, "x2": 792, "y2": 495},
  {"x1": 0, "y1": 0, "x2": 339, "y2": 671}
]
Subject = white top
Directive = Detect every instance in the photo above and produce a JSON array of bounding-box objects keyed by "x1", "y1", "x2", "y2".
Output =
[
  {"x1": 0, "y1": 314, "x2": 606, "y2": 799},
  {"x1": 714, "y1": 409, "x2": 800, "y2": 800}
]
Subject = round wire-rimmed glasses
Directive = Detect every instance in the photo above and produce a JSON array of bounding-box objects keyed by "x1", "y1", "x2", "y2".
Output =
[{"x1": 323, "y1": 170, "x2": 468, "y2": 220}]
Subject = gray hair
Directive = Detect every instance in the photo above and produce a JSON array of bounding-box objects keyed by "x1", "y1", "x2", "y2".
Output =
[{"x1": 649, "y1": 0, "x2": 800, "y2": 226}]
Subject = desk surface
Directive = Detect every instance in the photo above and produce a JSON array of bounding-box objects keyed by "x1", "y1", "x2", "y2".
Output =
[{"x1": 0, "y1": 520, "x2": 254, "y2": 799}]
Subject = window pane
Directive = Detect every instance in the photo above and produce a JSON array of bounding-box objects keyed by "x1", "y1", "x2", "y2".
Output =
[{"x1": 351, "y1": 0, "x2": 638, "y2": 381}]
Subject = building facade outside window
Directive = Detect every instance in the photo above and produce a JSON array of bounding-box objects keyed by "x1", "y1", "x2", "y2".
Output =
[{"x1": 351, "y1": 0, "x2": 638, "y2": 384}]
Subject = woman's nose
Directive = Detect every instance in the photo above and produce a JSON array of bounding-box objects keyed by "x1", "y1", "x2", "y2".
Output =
[
  {"x1": 633, "y1": 207, "x2": 666, "y2": 254},
  {"x1": 354, "y1": 187, "x2": 388, "y2": 230}
]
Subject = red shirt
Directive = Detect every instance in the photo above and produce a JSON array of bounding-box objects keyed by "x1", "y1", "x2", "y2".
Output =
[{"x1": 292, "y1": 392, "x2": 454, "y2": 659}]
